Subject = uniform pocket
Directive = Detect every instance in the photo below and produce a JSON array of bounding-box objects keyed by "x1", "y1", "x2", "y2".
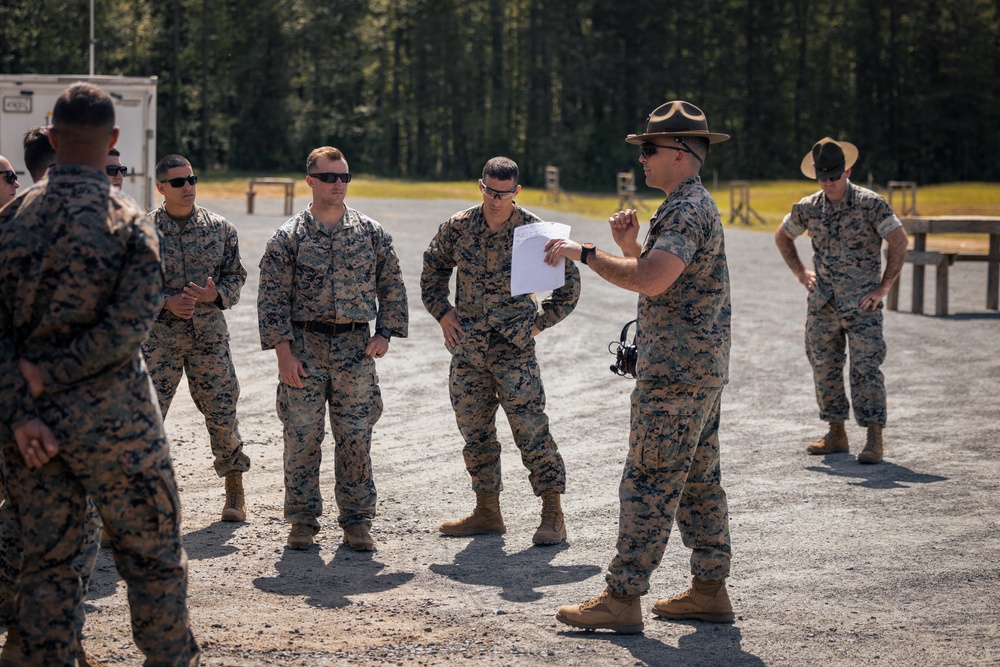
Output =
[{"x1": 633, "y1": 409, "x2": 695, "y2": 472}]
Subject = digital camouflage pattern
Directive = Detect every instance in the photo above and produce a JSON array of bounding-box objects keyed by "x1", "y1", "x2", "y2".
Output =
[
  {"x1": 637, "y1": 177, "x2": 731, "y2": 386},
  {"x1": 257, "y1": 208, "x2": 408, "y2": 349},
  {"x1": 605, "y1": 176, "x2": 732, "y2": 596},
  {"x1": 0, "y1": 164, "x2": 198, "y2": 666},
  {"x1": 142, "y1": 340, "x2": 250, "y2": 476},
  {"x1": 449, "y1": 332, "x2": 565, "y2": 495},
  {"x1": 258, "y1": 207, "x2": 407, "y2": 530},
  {"x1": 144, "y1": 203, "x2": 250, "y2": 478},
  {"x1": 806, "y1": 303, "x2": 887, "y2": 426},
  {"x1": 0, "y1": 446, "x2": 101, "y2": 645},
  {"x1": 782, "y1": 181, "x2": 899, "y2": 426},
  {"x1": 421, "y1": 205, "x2": 579, "y2": 496},
  {"x1": 607, "y1": 382, "x2": 730, "y2": 596},
  {"x1": 147, "y1": 203, "x2": 247, "y2": 345},
  {"x1": 277, "y1": 328, "x2": 382, "y2": 529},
  {"x1": 782, "y1": 181, "x2": 902, "y2": 316}
]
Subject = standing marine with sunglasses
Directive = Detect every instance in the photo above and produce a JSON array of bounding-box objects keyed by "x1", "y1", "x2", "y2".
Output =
[
  {"x1": 0, "y1": 155, "x2": 19, "y2": 209},
  {"x1": 258, "y1": 146, "x2": 408, "y2": 552},
  {"x1": 775, "y1": 138, "x2": 908, "y2": 464},
  {"x1": 545, "y1": 101, "x2": 735, "y2": 632},
  {"x1": 144, "y1": 153, "x2": 251, "y2": 522},
  {"x1": 421, "y1": 156, "x2": 581, "y2": 546},
  {"x1": 106, "y1": 148, "x2": 127, "y2": 189}
]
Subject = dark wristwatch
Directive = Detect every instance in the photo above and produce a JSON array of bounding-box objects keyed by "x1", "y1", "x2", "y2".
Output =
[
  {"x1": 580, "y1": 242, "x2": 596, "y2": 265},
  {"x1": 376, "y1": 327, "x2": 392, "y2": 341}
]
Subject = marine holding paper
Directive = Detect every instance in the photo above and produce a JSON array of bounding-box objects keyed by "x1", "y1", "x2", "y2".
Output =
[{"x1": 420, "y1": 155, "x2": 580, "y2": 546}]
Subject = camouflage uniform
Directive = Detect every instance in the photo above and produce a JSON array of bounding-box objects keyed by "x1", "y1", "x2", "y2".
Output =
[
  {"x1": 0, "y1": 444, "x2": 101, "y2": 646},
  {"x1": 782, "y1": 181, "x2": 902, "y2": 426},
  {"x1": 421, "y1": 205, "x2": 580, "y2": 496},
  {"x1": 0, "y1": 164, "x2": 198, "y2": 666},
  {"x1": 143, "y1": 203, "x2": 250, "y2": 477},
  {"x1": 258, "y1": 206, "x2": 408, "y2": 530},
  {"x1": 606, "y1": 176, "x2": 732, "y2": 597}
]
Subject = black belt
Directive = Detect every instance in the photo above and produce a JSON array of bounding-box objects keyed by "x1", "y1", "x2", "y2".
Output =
[{"x1": 292, "y1": 320, "x2": 368, "y2": 336}]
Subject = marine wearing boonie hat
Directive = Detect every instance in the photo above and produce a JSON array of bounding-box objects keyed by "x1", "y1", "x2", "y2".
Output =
[{"x1": 800, "y1": 137, "x2": 859, "y2": 181}]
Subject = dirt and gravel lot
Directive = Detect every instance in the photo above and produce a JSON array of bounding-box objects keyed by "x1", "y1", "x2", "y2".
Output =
[{"x1": 61, "y1": 195, "x2": 1000, "y2": 666}]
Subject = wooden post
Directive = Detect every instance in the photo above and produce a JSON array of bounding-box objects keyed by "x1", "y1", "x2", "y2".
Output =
[{"x1": 988, "y1": 233, "x2": 999, "y2": 310}]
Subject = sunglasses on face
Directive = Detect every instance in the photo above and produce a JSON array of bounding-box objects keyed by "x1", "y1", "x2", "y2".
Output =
[
  {"x1": 159, "y1": 175, "x2": 198, "y2": 188},
  {"x1": 639, "y1": 142, "x2": 686, "y2": 159},
  {"x1": 1, "y1": 170, "x2": 17, "y2": 185},
  {"x1": 106, "y1": 165, "x2": 128, "y2": 177},
  {"x1": 309, "y1": 172, "x2": 352, "y2": 184},
  {"x1": 819, "y1": 173, "x2": 843, "y2": 183},
  {"x1": 481, "y1": 183, "x2": 518, "y2": 201}
]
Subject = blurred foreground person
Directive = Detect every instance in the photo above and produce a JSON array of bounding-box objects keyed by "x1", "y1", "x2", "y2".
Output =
[{"x1": 0, "y1": 82, "x2": 198, "y2": 666}]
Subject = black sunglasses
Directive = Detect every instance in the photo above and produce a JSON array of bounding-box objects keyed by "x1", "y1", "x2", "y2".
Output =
[
  {"x1": 106, "y1": 165, "x2": 128, "y2": 177},
  {"x1": 640, "y1": 140, "x2": 704, "y2": 164},
  {"x1": 159, "y1": 175, "x2": 198, "y2": 188},
  {"x1": 819, "y1": 172, "x2": 843, "y2": 183},
  {"x1": 309, "y1": 172, "x2": 352, "y2": 184},
  {"x1": 1, "y1": 170, "x2": 17, "y2": 185}
]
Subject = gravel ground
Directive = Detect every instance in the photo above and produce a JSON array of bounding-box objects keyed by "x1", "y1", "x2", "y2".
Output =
[{"x1": 23, "y1": 194, "x2": 1000, "y2": 666}]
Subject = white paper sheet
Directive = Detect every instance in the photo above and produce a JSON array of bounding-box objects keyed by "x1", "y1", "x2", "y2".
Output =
[{"x1": 511, "y1": 221, "x2": 571, "y2": 296}]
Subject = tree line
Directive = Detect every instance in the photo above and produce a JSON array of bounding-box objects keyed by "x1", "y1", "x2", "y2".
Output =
[{"x1": 2, "y1": 0, "x2": 998, "y2": 189}]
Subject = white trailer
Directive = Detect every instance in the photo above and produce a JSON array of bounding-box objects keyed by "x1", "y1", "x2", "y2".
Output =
[{"x1": 0, "y1": 74, "x2": 157, "y2": 209}]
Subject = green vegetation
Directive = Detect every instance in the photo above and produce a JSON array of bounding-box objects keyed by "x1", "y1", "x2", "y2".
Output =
[{"x1": 200, "y1": 175, "x2": 1000, "y2": 232}]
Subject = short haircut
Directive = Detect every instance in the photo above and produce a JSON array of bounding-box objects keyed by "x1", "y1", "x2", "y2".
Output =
[
  {"x1": 682, "y1": 137, "x2": 709, "y2": 164},
  {"x1": 306, "y1": 146, "x2": 346, "y2": 173},
  {"x1": 155, "y1": 154, "x2": 191, "y2": 180},
  {"x1": 52, "y1": 83, "x2": 115, "y2": 132},
  {"x1": 108, "y1": 147, "x2": 120, "y2": 158},
  {"x1": 482, "y1": 157, "x2": 518, "y2": 183},
  {"x1": 23, "y1": 126, "x2": 56, "y2": 182}
]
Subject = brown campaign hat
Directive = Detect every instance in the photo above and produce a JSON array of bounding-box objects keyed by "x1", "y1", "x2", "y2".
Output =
[
  {"x1": 800, "y1": 137, "x2": 859, "y2": 180},
  {"x1": 625, "y1": 100, "x2": 730, "y2": 145}
]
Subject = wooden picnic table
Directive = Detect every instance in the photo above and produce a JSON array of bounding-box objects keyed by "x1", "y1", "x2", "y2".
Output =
[
  {"x1": 246, "y1": 177, "x2": 296, "y2": 216},
  {"x1": 887, "y1": 216, "x2": 1000, "y2": 315}
]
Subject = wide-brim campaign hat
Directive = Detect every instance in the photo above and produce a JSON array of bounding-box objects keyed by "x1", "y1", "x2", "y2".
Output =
[
  {"x1": 800, "y1": 137, "x2": 859, "y2": 180},
  {"x1": 625, "y1": 100, "x2": 730, "y2": 145}
]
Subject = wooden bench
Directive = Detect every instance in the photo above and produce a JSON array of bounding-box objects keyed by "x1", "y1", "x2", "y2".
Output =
[
  {"x1": 246, "y1": 177, "x2": 295, "y2": 216},
  {"x1": 887, "y1": 250, "x2": 957, "y2": 316}
]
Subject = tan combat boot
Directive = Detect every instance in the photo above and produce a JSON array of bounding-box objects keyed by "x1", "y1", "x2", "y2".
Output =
[
  {"x1": 0, "y1": 624, "x2": 22, "y2": 667},
  {"x1": 287, "y1": 524, "x2": 317, "y2": 550},
  {"x1": 652, "y1": 576, "x2": 735, "y2": 623},
  {"x1": 556, "y1": 588, "x2": 644, "y2": 634},
  {"x1": 857, "y1": 424, "x2": 884, "y2": 464},
  {"x1": 806, "y1": 421, "x2": 849, "y2": 455},
  {"x1": 221, "y1": 473, "x2": 247, "y2": 522},
  {"x1": 439, "y1": 492, "x2": 505, "y2": 536},
  {"x1": 532, "y1": 490, "x2": 567, "y2": 545},
  {"x1": 343, "y1": 524, "x2": 375, "y2": 551}
]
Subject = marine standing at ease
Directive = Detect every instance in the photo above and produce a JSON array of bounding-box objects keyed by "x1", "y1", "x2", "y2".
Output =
[
  {"x1": 144, "y1": 154, "x2": 252, "y2": 519},
  {"x1": 0, "y1": 81, "x2": 198, "y2": 666},
  {"x1": 258, "y1": 146, "x2": 408, "y2": 552},
  {"x1": 421, "y1": 156, "x2": 580, "y2": 545},
  {"x1": 775, "y1": 138, "x2": 908, "y2": 464}
]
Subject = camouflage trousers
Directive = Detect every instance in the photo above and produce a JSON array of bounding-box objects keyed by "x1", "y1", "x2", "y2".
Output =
[
  {"x1": 278, "y1": 328, "x2": 383, "y2": 530},
  {"x1": 606, "y1": 381, "x2": 731, "y2": 598},
  {"x1": 143, "y1": 336, "x2": 251, "y2": 477},
  {"x1": 805, "y1": 302, "x2": 887, "y2": 426},
  {"x1": 449, "y1": 335, "x2": 566, "y2": 496},
  {"x1": 0, "y1": 363, "x2": 198, "y2": 666},
  {"x1": 0, "y1": 445, "x2": 101, "y2": 643}
]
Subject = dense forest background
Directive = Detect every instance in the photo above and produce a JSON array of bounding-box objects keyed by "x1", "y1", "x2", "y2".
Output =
[{"x1": 1, "y1": 0, "x2": 998, "y2": 188}]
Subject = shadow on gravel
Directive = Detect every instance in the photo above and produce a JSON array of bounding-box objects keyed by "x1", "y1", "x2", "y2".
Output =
[
  {"x1": 560, "y1": 622, "x2": 764, "y2": 667},
  {"x1": 807, "y1": 455, "x2": 948, "y2": 489},
  {"x1": 252, "y1": 544, "x2": 414, "y2": 608},
  {"x1": 429, "y1": 536, "x2": 602, "y2": 603},
  {"x1": 87, "y1": 522, "x2": 244, "y2": 602},
  {"x1": 183, "y1": 522, "x2": 241, "y2": 560}
]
